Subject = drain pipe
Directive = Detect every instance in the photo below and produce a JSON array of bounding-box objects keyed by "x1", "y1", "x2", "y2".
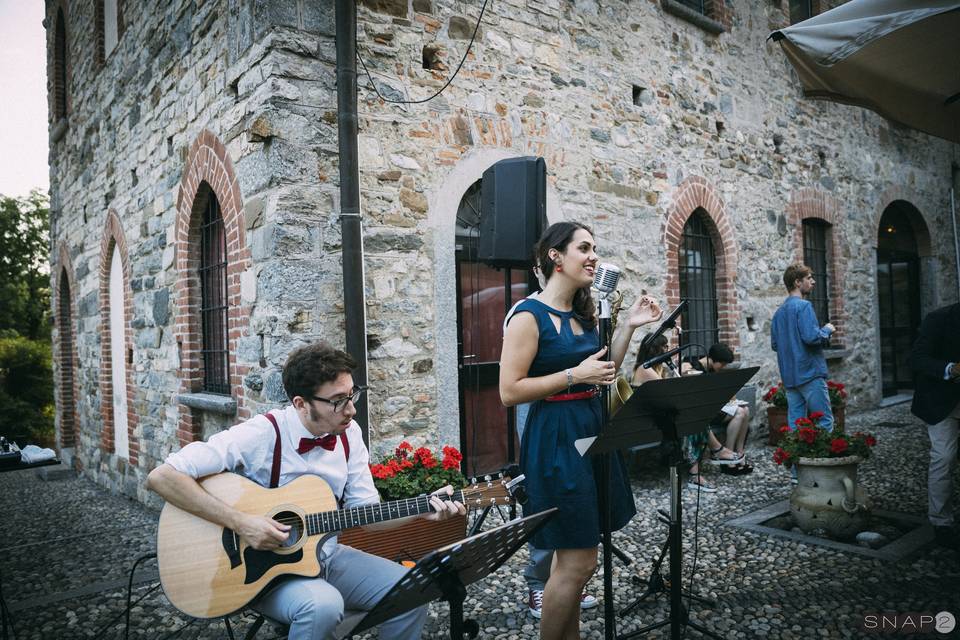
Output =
[{"x1": 335, "y1": 0, "x2": 370, "y2": 442}]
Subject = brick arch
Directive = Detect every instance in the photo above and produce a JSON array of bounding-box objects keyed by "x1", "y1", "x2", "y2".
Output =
[
  {"x1": 787, "y1": 188, "x2": 846, "y2": 344},
  {"x1": 54, "y1": 243, "x2": 80, "y2": 456},
  {"x1": 663, "y1": 176, "x2": 739, "y2": 350},
  {"x1": 48, "y1": 2, "x2": 70, "y2": 121},
  {"x1": 98, "y1": 210, "x2": 139, "y2": 464},
  {"x1": 175, "y1": 129, "x2": 252, "y2": 445},
  {"x1": 871, "y1": 188, "x2": 933, "y2": 256}
]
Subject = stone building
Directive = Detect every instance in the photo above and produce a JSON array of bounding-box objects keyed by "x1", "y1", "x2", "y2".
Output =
[{"x1": 45, "y1": 0, "x2": 959, "y2": 500}]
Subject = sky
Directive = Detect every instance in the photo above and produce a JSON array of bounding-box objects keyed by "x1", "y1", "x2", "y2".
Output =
[{"x1": 0, "y1": 1, "x2": 50, "y2": 199}]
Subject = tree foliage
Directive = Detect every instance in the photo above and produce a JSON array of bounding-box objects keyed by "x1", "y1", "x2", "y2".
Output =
[
  {"x1": 0, "y1": 190, "x2": 51, "y2": 341},
  {"x1": 0, "y1": 336, "x2": 55, "y2": 445}
]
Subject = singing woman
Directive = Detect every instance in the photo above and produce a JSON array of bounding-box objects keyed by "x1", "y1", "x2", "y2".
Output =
[{"x1": 499, "y1": 221, "x2": 662, "y2": 640}]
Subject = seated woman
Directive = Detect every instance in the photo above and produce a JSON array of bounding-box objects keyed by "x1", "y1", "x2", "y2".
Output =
[
  {"x1": 681, "y1": 343, "x2": 753, "y2": 476},
  {"x1": 631, "y1": 335, "x2": 740, "y2": 493}
]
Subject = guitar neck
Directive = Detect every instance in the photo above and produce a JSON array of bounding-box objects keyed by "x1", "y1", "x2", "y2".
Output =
[{"x1": 305, "y1": 489, "x2": 465, "y2": 535}]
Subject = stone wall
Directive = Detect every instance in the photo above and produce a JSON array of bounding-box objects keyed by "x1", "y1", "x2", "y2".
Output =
[{"x1": 46, "y1": 0, "x2": 959, "y2": 500}]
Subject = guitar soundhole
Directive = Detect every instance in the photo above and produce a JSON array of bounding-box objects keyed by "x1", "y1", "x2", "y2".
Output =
[{"x1": 275, "y1": 510, "x2": 304, "y2": 548}]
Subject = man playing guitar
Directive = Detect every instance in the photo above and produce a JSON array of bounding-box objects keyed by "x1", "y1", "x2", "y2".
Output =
[{"x1": 147, "y1": 341, "x2": 466, "y2": 639}]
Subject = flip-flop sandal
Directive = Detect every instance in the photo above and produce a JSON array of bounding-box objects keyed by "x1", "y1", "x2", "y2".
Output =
[{"x1": 708, "y1": 446, "x2": 744, "y2": 465}]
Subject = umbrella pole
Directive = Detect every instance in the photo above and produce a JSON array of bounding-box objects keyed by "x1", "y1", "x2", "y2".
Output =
[{"x1": 952, "y1": 186, "x2": 960, "y2": 303}]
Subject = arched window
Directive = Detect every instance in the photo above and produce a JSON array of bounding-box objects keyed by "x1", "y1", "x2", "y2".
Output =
[
  {"x1": 679, "y1": 209, "x2": 719, "y2": 355},
  {"x1": 58, "y1": 270, "x2": 77, "y2": 449},
  {"x1": 108, "y1": 243, "x2": 129, "y2": 459},
  {"x1": 802, "y1": 218, "x2": 832, "y2": 325},
  {"x1": 53, "y1": 8, "x2": 67, "y2": 120},
  {"x1": 96, "y1": 0, "x2": 121, "y2": 63},
  {"x1": 454, "y1": 179, "x2": 535, "y2": 476},
  {"x1": 200, "y1": 190, "x2": 229, "y2": 394}
]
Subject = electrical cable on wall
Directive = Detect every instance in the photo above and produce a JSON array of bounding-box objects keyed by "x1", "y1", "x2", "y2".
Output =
[{"x1": 356, "y1": 0, "x2": 490, "y2": 105}]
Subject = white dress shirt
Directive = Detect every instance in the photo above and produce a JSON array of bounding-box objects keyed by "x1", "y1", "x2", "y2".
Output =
[{"x1": 165, "y1": 405, "x2": 379, "y2": 556}]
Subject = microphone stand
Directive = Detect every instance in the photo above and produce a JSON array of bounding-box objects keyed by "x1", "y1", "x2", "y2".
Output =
[{"x1": 597, "y1": 293, "x2": 617, "y2": 640}]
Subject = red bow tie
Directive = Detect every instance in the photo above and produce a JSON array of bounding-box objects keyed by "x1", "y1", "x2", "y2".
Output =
[{"x1": 297, "y1": 434, "x2": 338, "y2": 455}]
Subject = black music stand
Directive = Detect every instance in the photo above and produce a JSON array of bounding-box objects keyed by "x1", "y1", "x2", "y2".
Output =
[
  {"x1": 577, "y1": 367, "x2": 759, "y2": 640},
  {"x1": 345, "y1": 509, "x2": 557, "y2": 640}
]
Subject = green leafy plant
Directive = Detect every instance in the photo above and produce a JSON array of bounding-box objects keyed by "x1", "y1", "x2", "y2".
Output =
[
  {"x1": 772, "y1": 412, "x2": 875, "y2": 467},
  {"x1": 0, "y1": 336, "x2": 55, "y2": 446},
  {"x1": 370, "y1": 442, "x2": 466, "y2": 501}
]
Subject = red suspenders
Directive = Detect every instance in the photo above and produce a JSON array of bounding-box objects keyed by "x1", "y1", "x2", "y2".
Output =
[{"x1": 264, "y1": 412, "x2": 350, "y2": 489}]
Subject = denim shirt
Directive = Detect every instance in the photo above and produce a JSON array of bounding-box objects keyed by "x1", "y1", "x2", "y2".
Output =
[{"x1": 770, "y1": 296, "x2": 832, "y2": 387}]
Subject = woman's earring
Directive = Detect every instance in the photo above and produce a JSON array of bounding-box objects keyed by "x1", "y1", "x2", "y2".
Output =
[{"x1": 555, "y1": 264, "x2": 563, "y2": 273}]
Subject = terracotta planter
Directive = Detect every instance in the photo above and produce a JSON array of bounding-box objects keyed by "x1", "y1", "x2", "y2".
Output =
[
  {"x1": 767, "y1": 407, "x2": 789, "y2": 445},
  {"x1": 338, "y1": 513, "x2": 467, "y2": 562},
  {"x1": 790, "y1": 455, "x2": 871, "y2": 539}
]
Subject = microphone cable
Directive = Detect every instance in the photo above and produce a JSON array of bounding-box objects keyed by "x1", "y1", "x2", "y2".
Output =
[{"x1": 357, "y1": 0, "x2": 491, "y2": 105}]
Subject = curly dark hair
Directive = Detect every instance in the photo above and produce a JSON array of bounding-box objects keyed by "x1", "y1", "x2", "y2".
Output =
[
  {"x1": 534, "y1": 221, "x2": 597, "y2": 331},
  {"x1": 282, "y1": 341, "x2": 356, "y2": 400}
]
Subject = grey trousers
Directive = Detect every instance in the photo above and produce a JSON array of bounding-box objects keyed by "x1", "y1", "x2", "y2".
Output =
[
  {"x1": 928, "y1": 414, "x2": 959, "y2": 527},
  {"x1": 255, "y1": 543, "x2": 427, "y2": 640}
]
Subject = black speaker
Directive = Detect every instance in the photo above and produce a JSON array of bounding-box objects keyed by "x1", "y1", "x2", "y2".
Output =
[{"x1": 478, "y1": 157, "x2": 547, "y2": 266}]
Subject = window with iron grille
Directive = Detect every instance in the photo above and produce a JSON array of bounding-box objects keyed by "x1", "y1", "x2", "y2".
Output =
[
  {"x1": 679, "y1": 209, "x2": 719, "y2": 357},
  {"x1": 802, "y1": 218, "x2": 831, "y2": 325},
  {"x1": 200, "y1": 193, "x2": 230, "y2": 395},
  {"x1": 789, "y1": 0, "x2": 814, "y2": 24}
]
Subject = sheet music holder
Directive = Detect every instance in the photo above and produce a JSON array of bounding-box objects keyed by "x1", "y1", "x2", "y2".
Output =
[
  {"x1": 575, "y1": 367, "x2": 759, "y2": 457},
  {"x1": 576, "y1": 367, "x2": 759, "y2": 640},
  {"x1": 345, "y1": 509, "x2": 557, "y2": 640}
]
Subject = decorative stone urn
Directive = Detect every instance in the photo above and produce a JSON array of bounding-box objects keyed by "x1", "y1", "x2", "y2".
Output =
[{"x1": 790, "y1": 455, "x2": 871, "y2": 539}]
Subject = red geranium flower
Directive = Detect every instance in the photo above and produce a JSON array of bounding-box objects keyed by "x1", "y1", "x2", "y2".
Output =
[
  {"x1": 442, "y1": 446, "x2": 463, "y2": 463},
  {"x1": 421, "y1": 456, "x2": 438, "y2": 469},
  {"x1": 798, "y1": 427, "x2": 817, "y2": 444},
  {"x1": 442, "y1": 457, "x2": 461, "y2": 471},
  {"x1": 413, "y1": 447, "x2": 434, "y2": 464},
  {"x1": 830, "y1": 438, "x2": 848, "y2": 454},
  {"x1": 808, "y1": 411, "x2": 825, "y2": 421},
  {"x1": 773, "y1": 448, "x2": 789, "y2": 465},
  {"x1": 864, "y1": 435, "x2": 877, "y2": 447},
  {"x1": 395, "y1": 441, "x2": 413, "y2": 458},
  {"x1": 794, "y1": 417, "x2": 813, "y2": 428},
  {"x1": 779, "y1": 425, "x2": 791, "y2": 434}
]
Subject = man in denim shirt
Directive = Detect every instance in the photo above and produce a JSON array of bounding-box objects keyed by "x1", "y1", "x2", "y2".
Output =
[{"x1": 771, "y1": 264, "x2": 836, "y2": 435}]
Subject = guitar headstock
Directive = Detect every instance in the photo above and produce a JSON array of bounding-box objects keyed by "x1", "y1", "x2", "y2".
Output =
[{"x1": 459, "y1": 471, "x2": 526, "y2": 507}]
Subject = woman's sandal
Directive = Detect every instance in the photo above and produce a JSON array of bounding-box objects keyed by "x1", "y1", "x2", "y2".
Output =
[
  {"x1": 686, "y1": 474, "x2": 717, "y2": 493},
  {"x1": 708, "y1": 445, "x2": 744, "y2": 466}
]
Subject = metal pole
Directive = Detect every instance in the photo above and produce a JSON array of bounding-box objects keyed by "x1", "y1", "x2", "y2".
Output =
[
  {"x1": 335, "y1": 0, "x2": 370, "y2": 441},
  {"x1": 951, "y1": 186, "x2": 960, "y2": 303}
]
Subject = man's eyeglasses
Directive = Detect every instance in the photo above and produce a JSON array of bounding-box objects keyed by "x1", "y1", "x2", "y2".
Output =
[{"x1": 309, "y1": 386, "x2": 367, "y2": 413}]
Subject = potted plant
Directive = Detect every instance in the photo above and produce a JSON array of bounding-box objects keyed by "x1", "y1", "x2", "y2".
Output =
[
  {"x1": 826, "y1": 380, "x2": 848, "y2": 433},
  {"x1": 772, "y1": 413, "x2": 876, "y2": 539},
  {"x1": 763, "y1": 383, "x2": 789, "y2": 445},
  {"x1": 338, "y1": 442, "x2": 469, "y2": 561},
  {"x1": 764, "y1": 379, "x2": 848, "y2": 444}
]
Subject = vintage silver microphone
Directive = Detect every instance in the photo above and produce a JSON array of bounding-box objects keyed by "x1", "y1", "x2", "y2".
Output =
[{"x1": 592, "y1": 263, "x2": 621, "y2": 303}]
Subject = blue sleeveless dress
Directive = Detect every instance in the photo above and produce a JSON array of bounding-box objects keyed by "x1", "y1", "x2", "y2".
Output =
[{"x1": 512, "y1": 298, "x2": 637, "y2": 549}]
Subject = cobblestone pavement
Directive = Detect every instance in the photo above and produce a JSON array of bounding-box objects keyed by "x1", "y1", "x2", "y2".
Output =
[{"x1": 2, "y1": 402, "x2": 959, "y2": 639}]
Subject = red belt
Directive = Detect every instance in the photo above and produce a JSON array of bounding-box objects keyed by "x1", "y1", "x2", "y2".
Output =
[{"x1": 545, "y1": 388, "x2": 599, "y2": 402}]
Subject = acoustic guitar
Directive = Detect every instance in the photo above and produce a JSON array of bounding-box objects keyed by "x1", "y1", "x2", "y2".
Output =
[{"x1": 157, "y1": 472, "x2": 517, "y2": 618}]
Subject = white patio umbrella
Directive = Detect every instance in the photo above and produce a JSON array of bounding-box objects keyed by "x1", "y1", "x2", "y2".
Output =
[{"x1": 770, "y1": 0, "x2": 960, "y2": 143}]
